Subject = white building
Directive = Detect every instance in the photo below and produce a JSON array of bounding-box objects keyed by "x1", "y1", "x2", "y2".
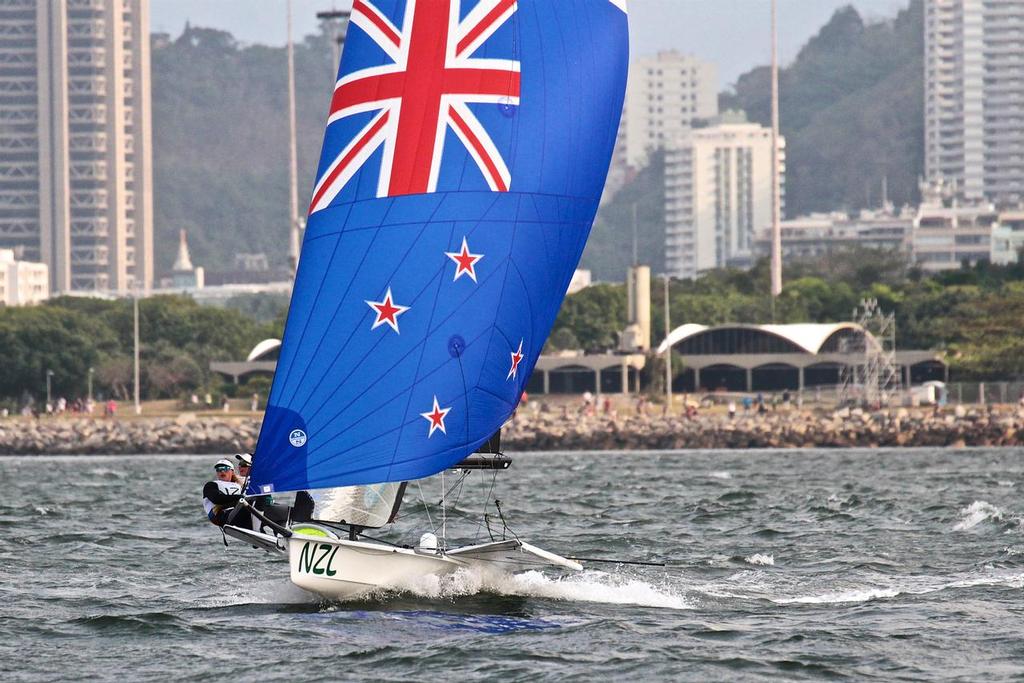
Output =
[
  {"x1": 924, "y1": 0, "x2": 1024, "y2": 204},
  {"x1": 753, "y1": 209, "x2": 914, "y2": 260},
  {"x1": 911, "y1": 200, "x2": 997, "y2": 271},
  {"x1": 566, "y1": 269, "x2": 592, "y2": 295},
  {"x1": 991, "y1": 211, "x2": 1024, "y2": 264},
  {"x1": 0, "y1": 250, "x2": 49, "y2": 306},
  {"x1": 617, "y1": 51, "x2": 718, "y2": 170},
  {"x1": 0, "y1": 0, "x2": 154, "y2": 293},
  {"x1": 665, "y1": 121, "x2": 785, "y2": 279}
]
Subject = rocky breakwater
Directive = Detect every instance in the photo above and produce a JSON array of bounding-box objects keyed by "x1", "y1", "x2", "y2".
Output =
[
  {"x1": 502, "y1": 405, "x2": 1024, "y2": 451},
  {"x1": 0, "y1": 415, "x2": 261, "y2": 455},
  {"x1": 1, "y1": 406, "x2": 1022, "y2": 455}
]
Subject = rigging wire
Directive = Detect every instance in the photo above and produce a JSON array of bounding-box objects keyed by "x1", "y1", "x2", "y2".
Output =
[{"x1": 415, "y1": 479, "x2": 437, "y2": 538}]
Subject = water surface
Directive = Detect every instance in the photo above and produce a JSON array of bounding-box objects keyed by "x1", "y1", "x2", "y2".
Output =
[{"x1": 3, "y1": 448, "x2": 1024, "y2": 681}]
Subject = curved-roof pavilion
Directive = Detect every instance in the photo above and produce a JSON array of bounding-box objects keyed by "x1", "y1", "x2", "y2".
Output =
[
  {"x1": 655, "y1": 323, "x2": 869, "y2": 355},
  {"x1": 246, "y1": 338, "x2": 282, "y2": 362}
]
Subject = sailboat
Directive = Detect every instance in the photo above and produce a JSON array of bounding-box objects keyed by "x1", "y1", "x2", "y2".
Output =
[{"x1": 220, "y1": 0, "x2": 628, "y2": 600}]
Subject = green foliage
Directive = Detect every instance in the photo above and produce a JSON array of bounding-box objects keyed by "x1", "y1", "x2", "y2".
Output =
[
  {"x1": 0, "y1": 296, "x2": 271, "y2": 401},
  {"x1": 721, "y1": 1, "x2": 924, "y2": 216},
  {"x1": 221, "y1": 293, "x2": 291, "y2": 324},
  {"x1": 550, "y1": 284, "x2": 627, "y2": 351},
  {"x1": 552, "y1": 251, "x2": 1024, "y2": 380},
  {"x1": 0, "y1": 306, "x2": 116, "y2": 399}
]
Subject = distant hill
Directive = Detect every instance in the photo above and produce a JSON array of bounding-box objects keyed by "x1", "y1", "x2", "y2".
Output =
[
  {"x1": 580, "y1": 152, "x2": 665, "y2": 281},
  {"x1": 721, "y1": 1, "x2": 924, "y2": 216},
  {"x1": 150, "y1": 3, "x2": 923, "y2": 279},
  {"x1": 151, "y1": 26, "x2": 335, "y2": 276}
]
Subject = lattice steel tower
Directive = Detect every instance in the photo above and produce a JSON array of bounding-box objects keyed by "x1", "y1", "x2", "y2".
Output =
[{"x1": 839, "y1": 298, "x2": 900, "y2": 407}]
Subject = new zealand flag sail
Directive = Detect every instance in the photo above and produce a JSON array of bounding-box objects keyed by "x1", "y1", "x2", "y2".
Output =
[{"x1": 249, "y1": 0, "x2": 628, "y2": 495}]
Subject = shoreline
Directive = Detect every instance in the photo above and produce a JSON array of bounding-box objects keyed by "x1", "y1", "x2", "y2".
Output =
[{"x1": 1, "y1": 405, "x2": 1021, "y2": 455}]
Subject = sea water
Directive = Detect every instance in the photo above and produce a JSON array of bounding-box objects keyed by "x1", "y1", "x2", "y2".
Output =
[{"x1": 2, "y1": 448, "x2": 1024, "y2": 681}]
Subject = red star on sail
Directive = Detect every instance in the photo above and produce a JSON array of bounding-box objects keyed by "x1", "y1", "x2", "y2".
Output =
[
  {"x1": 507, "y1": 339, "x2": 524, "y2": 380},
  {"x1": 365, "y1": 286, "x2": 409, "y2": 333},
  {"x1": 445, "y1": 237, "x2": 483, "y2": 282},
  {"x1": 420, "y1": 395, "x2": 451, "y2": 438}
]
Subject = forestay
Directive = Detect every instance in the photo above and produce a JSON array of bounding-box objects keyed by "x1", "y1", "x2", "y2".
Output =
[{"x1": 248, "y1": 0, "x2": 628, "y2": 496}]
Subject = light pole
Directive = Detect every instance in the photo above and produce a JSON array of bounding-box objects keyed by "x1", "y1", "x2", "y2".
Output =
[
  {"x1": 664, "y1": 276, "x2": 672, "y2": 413},
  {"x1": 46, "y1": 369, "x2": 54, "y2": 410},
  {"x1": 88, "y1": 366, "x2": 94, "y2": 403},
  {"x1": 133, "y1": 290, "x2": 141, "y2": 415}
]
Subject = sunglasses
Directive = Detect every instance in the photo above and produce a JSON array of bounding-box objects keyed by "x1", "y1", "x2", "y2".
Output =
[{"x1": 215, "y1": 466, "x2": 233, "y2": 472}]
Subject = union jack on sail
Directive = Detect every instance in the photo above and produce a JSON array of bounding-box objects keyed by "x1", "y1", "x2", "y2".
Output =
[{"x1": 308, "y1": 0, "x2": 521, "y2": 214}]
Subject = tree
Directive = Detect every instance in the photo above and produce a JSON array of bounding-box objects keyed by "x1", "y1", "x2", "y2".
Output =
[{"x1": 551, "y1": 284, "x2": 627, "y2": 351}]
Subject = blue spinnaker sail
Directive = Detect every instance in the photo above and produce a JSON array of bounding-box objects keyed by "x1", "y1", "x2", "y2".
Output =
[{"x1": 249, "y1": 0, "x2": 628, "y2": 495}]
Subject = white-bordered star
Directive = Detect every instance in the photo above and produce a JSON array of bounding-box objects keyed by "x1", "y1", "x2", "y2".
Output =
[
  {"x1": 507, "y1": 339, "x2": 524, "y2": 380},
  {"x1": 420, "y1": 395, "x2": 451, "y2": 438},
  {"x1": 365, "y1": 286, "x2": 409, "y2": 333},
  {"x1": 445, "y1": 237, "x2": 483, "y2": 282}
]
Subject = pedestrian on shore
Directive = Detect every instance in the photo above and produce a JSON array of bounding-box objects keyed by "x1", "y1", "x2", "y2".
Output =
[
  {"x1": 250, "y1": 393, "x2": 259, "y2": 412},
  {"x1": 222, "y1": 396, "x2": 230, "y2": 413},
  {"x1": 728, "y1": 401, "x2": 736, "y2": 420},
  {"x1": 106, "y1": 399, "x2": 117, "y2": 418}
]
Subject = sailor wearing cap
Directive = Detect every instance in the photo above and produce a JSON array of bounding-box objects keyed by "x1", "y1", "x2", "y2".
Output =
[
  {"x1": 202, "y1": 458, "x2": 243, "y2": 526},
  {"x1": 234, "y1": 453, "x2": 252, "y2": 484}
]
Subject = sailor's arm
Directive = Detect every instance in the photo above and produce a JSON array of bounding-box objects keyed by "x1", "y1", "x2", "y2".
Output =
[{"x1": 203, "y1": 481, "x2": 242, "y2": 506}]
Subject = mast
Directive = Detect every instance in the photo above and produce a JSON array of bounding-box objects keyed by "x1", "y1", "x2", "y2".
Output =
[
  {"x1": 287, "y1": 0, "x2": 300, "y2": 277},
  {"x1": 769, "y1": 0, "x2": 782, "y2": 299}
]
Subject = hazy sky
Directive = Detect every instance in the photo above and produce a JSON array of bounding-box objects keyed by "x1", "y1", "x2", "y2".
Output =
[{"x1": 151, "y1": 0, "x2": 909, "y2": 89}]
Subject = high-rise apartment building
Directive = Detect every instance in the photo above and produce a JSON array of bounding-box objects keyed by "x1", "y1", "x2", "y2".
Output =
[
  {"x1": 0, "y1": 0, "x2": 153, "y2": 293},
  {"x1": 664, "y1": 122, "x2": 784, "y2": 280},
  {"x1": 617, "y1": 51, "x2": 718, "y2": 170},
  {"x1": 924, "y1": 0, "x2": 1024, "y2": 205}
]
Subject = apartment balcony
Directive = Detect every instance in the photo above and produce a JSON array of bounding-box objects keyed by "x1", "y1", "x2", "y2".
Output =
[{"x1": 70, "y1": 245, "x2": 109, "y2": 267}]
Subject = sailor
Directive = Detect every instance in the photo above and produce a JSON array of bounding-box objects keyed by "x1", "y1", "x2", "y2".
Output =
[
  {"x1": 233, "y1": 452, "x2": 252, "y2": 484},
  {"x1": 202, "y1": 458, "x2": 243, "y2": 526}
]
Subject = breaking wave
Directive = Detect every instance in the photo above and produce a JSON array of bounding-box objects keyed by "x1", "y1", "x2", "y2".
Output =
[
  {"x1": 369, "y1": 568, "x2": 691, "y2": 610},
  {"x1": 954, "y1": 501, "x2": 1006, "y2": 530}
]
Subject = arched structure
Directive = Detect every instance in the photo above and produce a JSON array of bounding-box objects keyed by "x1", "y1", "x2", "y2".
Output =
[
  {"x1": 525, "y1": 353, "x2": 646, "y2": 395},
  {"x1": 211, "y1": 339, "x2": 282, "y2": 385},
  {"x1": 658, "y1": 323, "x2": 945, "y2": 393}
]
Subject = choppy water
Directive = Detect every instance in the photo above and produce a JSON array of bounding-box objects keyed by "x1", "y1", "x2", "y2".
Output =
[{"x1": 3, "y1": 448, "x2": 1024, "y2": 681}]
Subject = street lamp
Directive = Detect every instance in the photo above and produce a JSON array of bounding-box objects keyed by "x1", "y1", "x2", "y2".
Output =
[
  {"x1": 88, "y1": 366, "x2": 94, "y2": 403},
  {"x1": 46, "y1": 369, "x2": 54, "y2": 410},
  {"x1": 133, "y1": 289, "x2": 141, "y2": 415}
]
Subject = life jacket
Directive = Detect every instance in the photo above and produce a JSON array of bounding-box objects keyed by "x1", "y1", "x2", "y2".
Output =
[{"x1": 203, "y1": 479, "x2": 242, "y2": 524}]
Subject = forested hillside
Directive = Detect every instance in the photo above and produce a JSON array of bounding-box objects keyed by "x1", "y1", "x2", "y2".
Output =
[
  {"x1": 150, "y1": 3, "x2": 923, "y2": 278},
  {"x1": 151, "y1": 25, "x2": 335, "y2": 275},
  {"x1": 721, "y1": 1, "x2": 924, "y2": 216}
]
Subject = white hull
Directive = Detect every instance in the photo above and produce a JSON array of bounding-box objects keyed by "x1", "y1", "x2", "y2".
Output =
[{"x1": 287, "y1": 535, "x2": 581, "y2": 601}]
